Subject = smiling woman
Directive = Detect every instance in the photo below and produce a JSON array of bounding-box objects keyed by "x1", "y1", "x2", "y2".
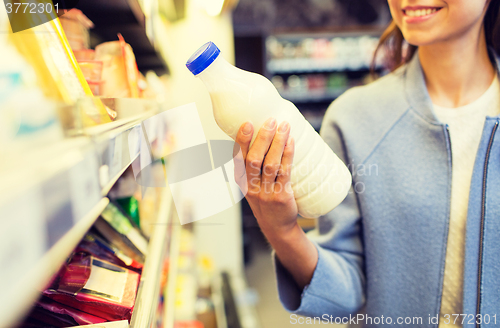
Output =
[
  {"x1": 375, "y1": 0, "x2": 500, "y2": 70},
  {"x1": 231, "y1": 0, "x2": 500, "y2": 327}
]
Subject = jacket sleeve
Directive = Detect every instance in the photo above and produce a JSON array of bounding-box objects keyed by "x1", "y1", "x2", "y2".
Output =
[{"x1": 273, "y1": 99, "x2": 366, "y2": 318}]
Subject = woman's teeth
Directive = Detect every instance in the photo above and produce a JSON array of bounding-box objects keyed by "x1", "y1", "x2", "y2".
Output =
[{"x1": 405, "y1": 8, "x2": 438, "y2": 17}]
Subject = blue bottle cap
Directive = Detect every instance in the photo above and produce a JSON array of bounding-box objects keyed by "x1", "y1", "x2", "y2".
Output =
[{"x1": 186, "y1": 42, "x2": 221, "y2": 75}]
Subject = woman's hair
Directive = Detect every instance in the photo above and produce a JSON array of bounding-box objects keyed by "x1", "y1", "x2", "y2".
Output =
[{"x1": 373, "y1": 0, "x2": 500, "y2": 71}]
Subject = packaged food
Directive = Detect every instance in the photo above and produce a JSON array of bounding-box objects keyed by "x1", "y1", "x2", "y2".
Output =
[
  {"x1": 29, "y1": 296, "x2": 107, "y2": 327},
  {"x1": 93, "y1": 203, "x2": 149, "y2": 264},
  {"x1": 9, "y1": 19, "x2": 111, "y2": 126},
  {"x1": 0, "y1": 32, "x2": 64, "y2": 154},
  {"x1": 115, "y1": 197, "x2": 141, "y2": 228},
  {"x1": 44, "y1": 254, "x2": 140, "y2": 321},
  {"x1": 73, "y1": 49, "x2": 96, "y2": 61},
  {"x1": 76, "y1": 232, "x2": 143, "y2": 271},
  {"x1": 95, "y1": 34, "x2": 139, "y2": 98},
  {"x1": 87, "y1": 80, "x2": 104, "y2": 96},
  {"x1": 94, "y1": 218, "x2": 145, "y2": 264},
  {"x1": 77, "y1": 60, "x2": 103, "y2": 81},
  {"x1": 59, "y1": 9, "x2": 94, "y2": 51},
  {"x1": 101, "y1": 202, "x2": 148, "y2": 252}
]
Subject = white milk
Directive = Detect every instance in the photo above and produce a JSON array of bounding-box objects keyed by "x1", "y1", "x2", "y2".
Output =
[{"x1": 187, "y1": 42, "x2": 351, "y2": 218}]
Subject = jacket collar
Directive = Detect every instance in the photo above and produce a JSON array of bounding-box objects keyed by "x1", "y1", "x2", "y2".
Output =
[
  {"x1": 404, "y1": 50, "x2": 500, "y2": 124},
  {"x1": 404, "y1": 52, "x2": 439, "y2": 124}
]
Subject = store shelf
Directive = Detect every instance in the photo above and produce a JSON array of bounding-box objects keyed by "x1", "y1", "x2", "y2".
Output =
[
  {"x1": 212, "y1": 274, "x2": 229, "y2": 328},
  {"x1": 163, "y1": 213, "x2": 182, "y2": 328},
  {"x1": 84, "y1": 104, "x2": 160, "y2": 195},
  {"x1": 223, "y1": 272, "x2": 261, "y2": 328},
  {"x1": 279, "y1": 88, "x2": 347, "y2": 103},
  {"x1": 0, "y1": 192, "x2": 109, "y2": 328},
  {"x1": 0, "y1": 97, "x2": 171, "y2": 327},
  {"x1": 76, "y1": 0, "x2": 169, "y2": 75},
  {"x1": 130, "y1": 187, "x2": 174, "y2": 328},
  {"x1": 267, "y1": 58, "x2": 378, "y2": 74},
  {"x1": 265, "y1": 31, "x2": 384, "y2": 76}
]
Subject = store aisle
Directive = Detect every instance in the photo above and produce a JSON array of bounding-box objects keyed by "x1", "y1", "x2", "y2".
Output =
[{"x1": 245, "y1": 229, "x2": 346, "y2": 328}]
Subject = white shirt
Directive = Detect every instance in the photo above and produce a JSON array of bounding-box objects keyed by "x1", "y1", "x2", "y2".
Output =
[{"x1": 433, "y1": 75, "x2": 500, "y2": 327}]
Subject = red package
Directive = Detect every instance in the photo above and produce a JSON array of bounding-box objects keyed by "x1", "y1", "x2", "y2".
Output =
[
  {"x1": 76, "y1": 233, "x2": 143, "y2": 272},
  {"x1": 34, "y1": 296, "x2": 107, "y2": 326},
  {"x1": 44, "y1": 254, "x2": 140, "y2": 321}
]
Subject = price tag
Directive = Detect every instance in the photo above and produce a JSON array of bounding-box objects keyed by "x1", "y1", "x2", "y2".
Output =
[
  {"x1": 42, "y1": 171, "x2": 73, "y2": 248},
  {"x1": 69, "y1": 150, "x2": 101, "y2": 222},
  {"x1": 0, "y1": 187, "x2": 46, "y2": 302},
  {"x1": 127, "y1": 125, "x2": 141, "y2": 161},
  {"x1": 110, "y1": 135, "x2": 123, "y2": 178}
]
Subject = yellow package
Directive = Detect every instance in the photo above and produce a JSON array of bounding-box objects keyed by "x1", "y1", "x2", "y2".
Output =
[{"x1": 8, "y1": 9, "x2": 111, "y2": 126}]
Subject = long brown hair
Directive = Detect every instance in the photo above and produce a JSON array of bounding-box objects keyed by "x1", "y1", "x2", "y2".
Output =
[{"x1": 373, "y1": 0, "x2": 500, "y2": 71}]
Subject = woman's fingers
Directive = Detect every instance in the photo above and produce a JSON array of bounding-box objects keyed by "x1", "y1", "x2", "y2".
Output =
[
  {"x1": 276, "y1": 136, "x2": 294, "y2": 193},
  {"x1": 234, "y1": 122, "x2": 254, "y2": 188},
  {"x1": 261, "y1": 121, "x2": 290, "y2": 193},
  {"x1": 234, "y1": 122, "x2": 254, "y2": 160},
  {"x1": 245, "y1": 118, "x2": 277, "y2": 193}
]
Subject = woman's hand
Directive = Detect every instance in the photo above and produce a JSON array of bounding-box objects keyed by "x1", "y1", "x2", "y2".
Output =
[
  {"x1": 233, "y1": 118, "x2": 318, "y2": 289},
  {"x1": 234, "y1": 118, "x2": 298, "y2": 237}
]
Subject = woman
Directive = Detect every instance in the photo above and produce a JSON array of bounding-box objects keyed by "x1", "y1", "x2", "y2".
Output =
[{"x1": 234, "y1": 0, "x2": 500, "y2": 327}]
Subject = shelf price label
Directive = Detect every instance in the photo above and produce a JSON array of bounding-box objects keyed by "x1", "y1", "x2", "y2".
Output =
[
  {"x1": 0, "y1": 187, "x2": 46, "y2": 300},
  {"x1": 69, "y1": 150, "x2": 101, "y2": 223}
]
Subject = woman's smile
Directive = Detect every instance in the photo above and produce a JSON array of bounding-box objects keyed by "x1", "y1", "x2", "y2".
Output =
[{"x1": 402, "y1": 5, "x2": 443, "y2": 23}]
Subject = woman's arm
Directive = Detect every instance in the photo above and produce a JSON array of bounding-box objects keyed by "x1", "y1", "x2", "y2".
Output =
[
  {"x1": 262, "y1": 219, "x2": 318, "y2": 290},
  {"x1": 234, "y1": 104, "x2": 365, "y2": 317},
  {"x1": 234, "y1": 118, "x2": 318, "y2": 289}
]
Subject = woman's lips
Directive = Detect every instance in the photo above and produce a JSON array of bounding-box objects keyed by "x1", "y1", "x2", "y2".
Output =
[{"x1": 402, "y1": 6, "x2": 442, "y2": 23}]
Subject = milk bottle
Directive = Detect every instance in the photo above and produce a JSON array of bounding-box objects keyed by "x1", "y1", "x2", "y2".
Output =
[{"x1": 186, "y1": 42, "x2": 351, "y2": 218}]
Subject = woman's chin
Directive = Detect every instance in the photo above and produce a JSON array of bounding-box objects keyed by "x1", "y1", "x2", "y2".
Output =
[{"x1": 400, "y1": 33, "x2": 439, "y2": 48}]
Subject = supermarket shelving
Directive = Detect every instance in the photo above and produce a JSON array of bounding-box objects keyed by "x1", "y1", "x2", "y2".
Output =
[
  {"x1": 267, "y1": 58, "x2": 379, "y2": 74},
  {"x1": 265, "y1": 31, "x2": 383, "y2": 75},
  {"x1": 76, "y1": 0, "x2": 169, "y2": 75},
  {"x1": 265, "y1": 30, "x2": 384, "y2": 110},
  {"x1": 7, "y1": 197, "x2": 110, "y2": 327},
  {"x1": 279, "y1": 88, "x2": 347, "y2": 103},
  {"x1": 0, "y1": 99, "x2": 169, "y2": 328},
  {"x1": 163, "y1": 213, "x2": 181, "y2": 328},
  {"x1": 86, "y1": 116, "x2": 147, "y2": 195},
  {"x1": 130, "y1": 187, "x2": 175, "y2": 328}
]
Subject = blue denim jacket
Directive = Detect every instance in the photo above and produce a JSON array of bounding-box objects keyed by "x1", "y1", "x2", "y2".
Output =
[{"x1": 275, "y1": 53, "x2": 500, "y2": 327}]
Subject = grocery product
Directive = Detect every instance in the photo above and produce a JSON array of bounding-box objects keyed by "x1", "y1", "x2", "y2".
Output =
[
  {"x1": 73, "y1": 49, "x2": 96, "y2": 61},
  {"x1": 87, "y1": 80, "x2": 104, "y2": 96},
  {"x1": 44, "y1": 254, "x2": 140, "y2": 321},
  {"x1": 93, "y1": 202, "x2": 149, "y2": 263},
  {"x1": 0, "y1": 27, "x2": 64, "y2": 154},
  {"x1": 30, "y1": 296, "x2": 107, "y2": 326},
  {"x1": 186, "y1": 42, "x2": 352, "y2": 218},
  {"x1": 59, "y1": 9, "x2": 94, "y2": 51},
  {"x1": 95, "y1": 34, "x2": 140, "y2": 98},
  {"x1": 115, "y1": 197, "x2": 141, "y2": 228},
  {"x1": 100, "y1": 202, "x2": 149, "y2": 253},
  {"x1": 77, "y1": 60, "x2": 103, "y2": 81},
  {"x1": 76, "y1": 232, "x2": 143, "y2": 271},
  {"x1": 8, "y1": 18, "x2": 111, "y2": 126}
]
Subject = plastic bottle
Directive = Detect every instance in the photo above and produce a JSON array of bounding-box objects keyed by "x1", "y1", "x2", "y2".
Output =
[{"x1": 186, "y1": 42, "x2": 351, "y2": 218}]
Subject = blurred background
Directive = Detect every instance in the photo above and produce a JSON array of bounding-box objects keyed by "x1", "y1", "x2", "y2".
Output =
[{"x1": 0, "y1": 1, "x2": 390, "y2": 328}]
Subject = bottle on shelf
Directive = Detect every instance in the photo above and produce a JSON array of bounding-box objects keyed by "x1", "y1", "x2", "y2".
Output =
[{"x1": 185, "y1": 42, "x2": 352, "y2": 218}]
